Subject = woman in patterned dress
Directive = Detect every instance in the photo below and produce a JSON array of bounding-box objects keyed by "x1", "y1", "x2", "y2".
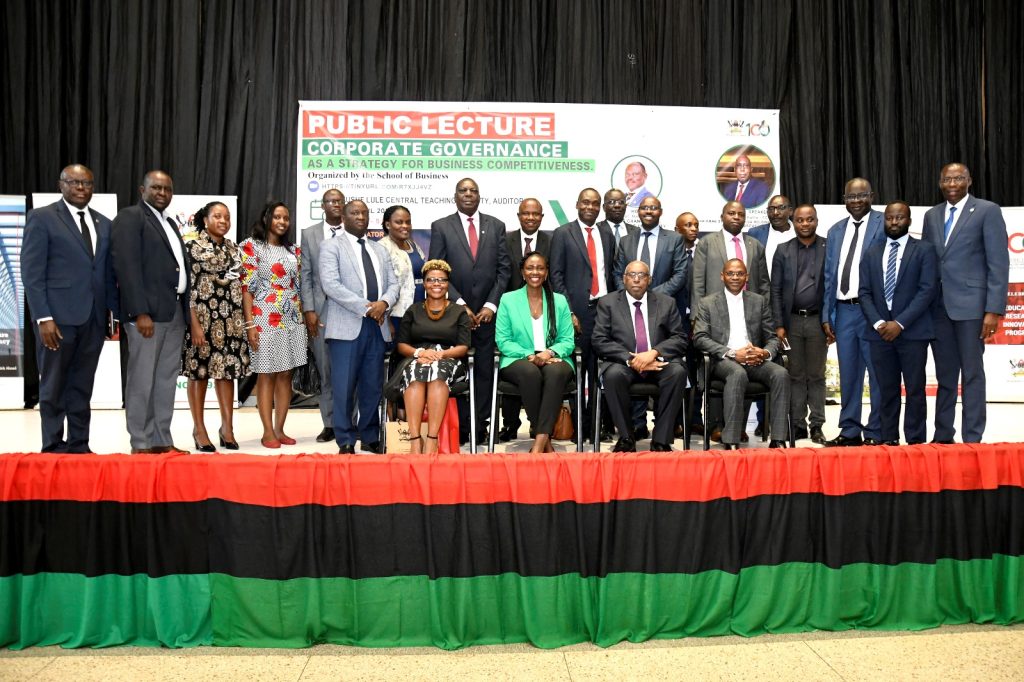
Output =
[
  {"x1": 182, "y1": 201, "x2": 251, "y2": 451},
  {"x1": 240, "y1": 202, "x2": 308, "y2": 448}
]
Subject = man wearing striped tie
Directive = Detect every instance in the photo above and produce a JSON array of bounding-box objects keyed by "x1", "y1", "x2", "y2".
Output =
[{"x1": 857, "y1": 202, "x2": 938, "y2": 446}]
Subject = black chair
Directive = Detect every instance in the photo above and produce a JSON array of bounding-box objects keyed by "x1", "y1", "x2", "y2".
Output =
[
  {"x1": 689, "y1": 351, "x2": 793, "y2": 450},
  {"x1": 591, "y1": 363, "x2": 693, "y2": 450},
  {"x1": 381, "y1": 350, "x2": 476, "y2": 454},
  {"x1": 489, "y1": 348, "x2": 584, "y2": 453}
]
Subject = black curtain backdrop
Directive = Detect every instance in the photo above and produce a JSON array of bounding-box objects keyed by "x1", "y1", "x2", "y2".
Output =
[{"x1": 3, "y1": 0, "x2": 1022, "y2": 226}]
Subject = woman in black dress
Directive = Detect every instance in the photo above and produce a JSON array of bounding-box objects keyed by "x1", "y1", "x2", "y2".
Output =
[
  {"x1": 182, "y1": 201, "x2": 251, "y2": 451},
  {"x1": 393, "y1": 259, "x2": 471, "y2": 454}
]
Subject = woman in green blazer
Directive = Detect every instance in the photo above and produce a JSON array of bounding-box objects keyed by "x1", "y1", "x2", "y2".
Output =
[{"x1": 495, "y1": 252, "x2": 575, "y2": 453}]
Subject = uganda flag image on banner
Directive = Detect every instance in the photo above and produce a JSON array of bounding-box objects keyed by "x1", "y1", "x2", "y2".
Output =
[{"x1": 2, "y1": 446, "x2": 1024, "y2": 649}]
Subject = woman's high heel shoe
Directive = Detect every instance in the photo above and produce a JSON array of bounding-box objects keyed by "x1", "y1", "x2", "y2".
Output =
[
  {"x1": 193, "y1": 431, "x2": 216, "y2": 453},
  {"x1": 219, "y1": 428, "x2": 239, "y2": 450}
]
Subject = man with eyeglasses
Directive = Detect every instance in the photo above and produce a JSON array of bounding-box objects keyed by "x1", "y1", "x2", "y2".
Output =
[
  {"x1": 748, "y1": 195, "x2": 796, "y2": 279},
  {"x1": 299, "y1": 188, "x2": 345, "y2": 443},
  {"x1": 821, "y1": 178, "x2": 885, "y2": 447},
  {"x1": 429, "y1": 177, "x2": 511, "y2": 446},
  {"x1": 723, "y1": 154, "x2": 770, "y2": 208},
  {"x1": 498, "y1": 197, "x2": 551, "y2": 442},
  {"x1": 22, "y1": 164, "x2": 118, "y2": 453},
  {"x1": 550, "y1": 188, "x2": 617, "y2": 442},
  {"x1": 596, "y1": 188, "x2": 637, "y2": 245},
  {"x1": 592, "y1": 261, "x2": 688, "y2": 452},
  {"x1": 921, "y1": 163, "x2": 1009, "y2": 443}
]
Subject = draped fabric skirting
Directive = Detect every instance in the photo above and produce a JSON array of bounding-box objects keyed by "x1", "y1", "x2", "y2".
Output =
[{"x1": 2, "y1": 445, "x2": 1023, "y2": 649}]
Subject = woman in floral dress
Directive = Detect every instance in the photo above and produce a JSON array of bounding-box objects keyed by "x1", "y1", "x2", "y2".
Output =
[
  {"x1": 240, "y1": 201, "x2": 308, "y2": 448},
  {"x1": 182, "y1": 201, "x2": 251, "y2": 451}
]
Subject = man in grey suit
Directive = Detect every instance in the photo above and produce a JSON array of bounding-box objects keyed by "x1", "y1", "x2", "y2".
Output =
[
  {"x1": 693, "y1": 259, "x2": 790, "y2": 450},
  {"x1": 319, "y1": 200, "x2": 400, "y2": 454},
  {"x1": 922, "y1": 163, "x2": 1009, "y2": 443},
  {"x1": 771, "y1": 205, "x2": 828, "y2": 444},
  {"x1": 22, "y1": 164, "x2": 118, "y2": 453},
  {"x1": 299, "y1": 188, "x2": 344, "y2": 443},
  {"x1": 111, "y1": 170, "x2": 190, "y2": 454},
  {"x1": 596, "y1": 188, "x2": 637, "y2": 245},
  {"x1": 498, "y1": 197, "x2": 551, "y2": 441},
  {"x1": 691, "y1": 200, "x2": 770, "y2": 318},
  {"x1": 428, "y1": 178, "x2": 511, "y2": 445}
]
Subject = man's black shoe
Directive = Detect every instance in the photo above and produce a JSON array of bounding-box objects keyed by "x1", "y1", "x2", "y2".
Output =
[
  {"x1": 599, "y1": 428, "x2": 615, "y2": 442},
  {"x1": 825, "y1": 434, "x2": 863, "y2": 447},
  {"x1": 741, "y1": 431, "x2": 750, "y2": 443},
  {"x1": 931, "y1": 439, "x2": 955, "y2": 445},
  {"x1": 650, "y1": 440, "x2": 673, "y2": 452},
  {"x1": 338, "y1": 444, "x2": 355, "y2": 454},
  {"x1": 497, "y1": 427, "x2": 516, "y2": 443},
  {"x1": 362, "y1": 441, "x2": 384, "y2": 454},
  {"x1": 792, "y1": 426, "x2": 809, "y2": 440},
  {"x1": 476, "y1": 430, "x2": 490, "y2": 446},
  {"x1": 769, "y1": 440, "x2": 787, "y2": 448},
  {"x1": 809, "y1": 426, "x2": 826, "y2": 445},
  {"x1": 863, "y1": 438, "x2": 883, "y2": 446},
  {"x1": 881, "y1": 440, "x2": 900, "y2": 446},
  {"x1": 634, "y1": 425, "x2": 650, "y2": 440},
  {"x1": 722, "y1": 443, "x2": 740, "y2": 451},
  {"x1": 612, "y1": 438, "x2": 636, "y2": 453},
  {"x1": 316, "y1": 427, "x2": 335, "y2": 443},
  {"x1": 754, "y1": 424, "x2": 764, "y2": 437}
]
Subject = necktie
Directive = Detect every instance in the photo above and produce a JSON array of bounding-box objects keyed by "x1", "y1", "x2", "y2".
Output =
[
  {"x1": 634, "y1": 301, "x2": 649, "y2": 353},
  {"x1": 732, "y1": 235, "x2": 743, "y2": 261},
  {"x1": 329, "y1": 225, "x2": 340, "y2": 237},
  {"x1": 77, "y1": 211, "x2": 94, "y2": 258},
  {"x1": 943, "y1": 206, "x2": 957, "y2": 243},
  {"x1": 467, "y1": 217, "x2": 478, "y2": 259},
  {"x1": 524, "y1": 236, "x2": 532, "y2": 253},
  {"x1": 735, "y1": 183, "x2": 745, "y2": 203},
  {"x1": 614, "y1": 223, "x2": 622, "y2": 243},
  {"x1": 884, "y1": 241, "x2": 899, "y2": 307},
  {"x1": 585, "y1": 227, "x2": 599, "y2": 296},
  {"x1": 840, "y1": 220, "x2": 862, "y2": 295},
  {"x1": 358, "y1": 238, "x2": 379, "y2": 301},
  {"x1": 640, "y1": 231, "x2": 652, "y2": 267},
  {"x1": 685, "y1": 247, "x2": 693, "y2": 264}
]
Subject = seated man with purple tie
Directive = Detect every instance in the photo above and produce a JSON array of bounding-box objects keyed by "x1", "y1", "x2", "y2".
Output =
[{"x1": 592, "y1": 260, "x2": 688, "y2": 453}]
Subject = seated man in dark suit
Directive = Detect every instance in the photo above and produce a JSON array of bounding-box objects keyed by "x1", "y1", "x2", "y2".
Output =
[
  {"x1": 592, "y1": 260, "x2": 688, "y2": 452},
  {"x1": 693, "y1": 259, "x2": 790, "y2": 449},
  {"x1": 858, "y1": 202, "x2": 938, "y2": 445}
]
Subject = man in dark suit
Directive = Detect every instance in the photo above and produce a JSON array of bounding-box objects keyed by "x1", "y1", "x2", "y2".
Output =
[
  {"x1": 428, "y1": 177, "x2": 511, "y2": 445},
  {"x1": 592, "y1": 260, "x2": 688, "y2": 452},
  {"x1": 299, "y1": 187, "x2": 344, "y2": 443},
  {"x1": 21, "y1": 164, "x2": 118, "y2": 453},
  {"x1": 821, "y1": 178, "x2": 885, "y2": 446},
  {"x1": 550, "y1": 188, "x2": 616, "y2": 441},
  {"x1": 498, "y1": 197, "x2": 551, "y2": 441},
  {"x1": 693, "y1": 259, "x2": 790, "y2": 449},
  {"x1": 111, "y1": 170, "x2": 190, "y2": 453},
  {"x1": 921, "y1": 163, "x2": 1009, "y2": 443},
  {"x1": 722, "y1": 155, "x2": 770, "y2": 208},
  {"x1": 771, "y1": 204, "x2": 828, "y2": 444},
  {"x1": 673, "y1": 211, "x2": 703, "y2": 434},
  {"x1": 596, "y1": 188, "x2": 637, "y2": 245},
  {"x1": 747, "y1": 195, "x2": 795, "y2": 280},
  {"x1": 859, "y1": 202, "x2": 938, "y2": 446}
]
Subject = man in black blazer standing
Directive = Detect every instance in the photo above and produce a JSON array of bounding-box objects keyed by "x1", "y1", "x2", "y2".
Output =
[
  {"x1": 498, "y1": 197, "x2": 550, "y2": 441},
  {"x1": 428, "y1": 177, "x2": 511, "y2": 445},
  {"x1": 770, "y1": 205, "x2": 828, "y2": 444},
  {"x1": 592, "y1": 260, "x2": 688, "y2": 452},
  {"x1": 111, "y1": 170, "x2": 190, "y2": 453},
  {"x1": 22, "y1": 164, "x2": 118, "y2": 453},
  {"x1": 549, "y1": 188, "x2": 616, "y2": 440},
  {"x1": 859, "y1": 202, "x2": 938, "y2": 445},
  {"x1": 595, "y1": 188, "x2": 637, "y2": 246},
  {"x1": 693, "y1": 259, "x2": 790, "y2": 449}
]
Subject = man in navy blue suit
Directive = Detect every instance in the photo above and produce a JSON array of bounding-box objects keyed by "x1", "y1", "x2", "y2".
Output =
[
  {"x1": 22, "y1": 164, "x2": 118, "y2": 453},
  {"x1": 921, "y1": 163, "x2": 1009, "y2": 443},
  {"x1": 858, "y1": 202, "x2": 938, "y2": 445},
  {"x1": 821, "y1": 178, "x2": 885, "y2": 446},
  {"x1": 722, "y1": 155, "x2": 770, "y2": 208}
]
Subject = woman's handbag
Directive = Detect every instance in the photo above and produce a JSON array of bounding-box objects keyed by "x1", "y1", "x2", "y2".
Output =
[{"x1": 552, "y1": 403, "x2": 574, "y2": 440}]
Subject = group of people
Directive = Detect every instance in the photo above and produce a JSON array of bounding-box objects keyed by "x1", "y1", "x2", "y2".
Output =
[{"x1": 22, "y1": 162, "x2": 1008, "y2": 454}]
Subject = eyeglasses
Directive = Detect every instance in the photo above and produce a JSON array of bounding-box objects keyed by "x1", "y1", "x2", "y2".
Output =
[
  {"x1": 61, "y1": 179, "x2": 94, "y2": 188},
  {"x1": 767, "y1": 204, "x2": 791, "y2": 212},
  {"x1": 842, "y1": 192, "x2": 872, "y2": 201},
  {"x1": 940, "y1": 175, "x2": 969, "y2": 185},
  {"x1": 424, "y1": 277, "x2": 448, "y2": 284},
  {"x1": 623, "y1": 272, "x2": 650, "y2": 281},
  {"x1": 638, "y1": 205, "x2": 662, "y2": 212},
  {"x1": 604, "y1": 200, "x2": 625, "y2": 207}
]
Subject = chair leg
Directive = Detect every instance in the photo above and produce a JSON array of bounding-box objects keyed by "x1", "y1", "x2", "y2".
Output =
[
  {"x1": 593, "y1": 384, "x2": 602, "y2": 451},
  {"x1": 683, "y1": 387, "x2": 693, "y2": 451},
  {"x1": 575, "y1": 386, "x2": 583, "y2": 453},
  {"x1": 762, "y1": 394, "x2": 770, "y2": 443},
  {"x1": 702, "y1": 390, "x2": 710, "y2": 452},
  {"x1": 488, "y1": 362, "x2": 499, "y2": 454},
  {"x1": 469, "y1": 371, "x2": 477, "y2": 455}
]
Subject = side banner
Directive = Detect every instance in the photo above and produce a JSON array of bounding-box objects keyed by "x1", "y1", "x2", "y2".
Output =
[
  {"x1": 296, "y1": 102, "x2": 780, "y2": 234},
  {"x1": 0, "y1": 196, "x2": 26, "y2": 408}
]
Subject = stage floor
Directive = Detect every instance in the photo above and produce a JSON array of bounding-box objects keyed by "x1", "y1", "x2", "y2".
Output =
[{"x1": 2, "y1": 399, "x2": 1022, "y2": 454}]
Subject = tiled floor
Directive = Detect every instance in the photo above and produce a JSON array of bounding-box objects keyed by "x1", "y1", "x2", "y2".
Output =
[{"x1": 3, "y1": 401, "x2": 1023, "y2": 680}]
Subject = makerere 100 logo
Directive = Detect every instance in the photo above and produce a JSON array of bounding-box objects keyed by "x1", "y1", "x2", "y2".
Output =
[{"x1": 728, "y1": 120, "x2": 771, "y2": 136}]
